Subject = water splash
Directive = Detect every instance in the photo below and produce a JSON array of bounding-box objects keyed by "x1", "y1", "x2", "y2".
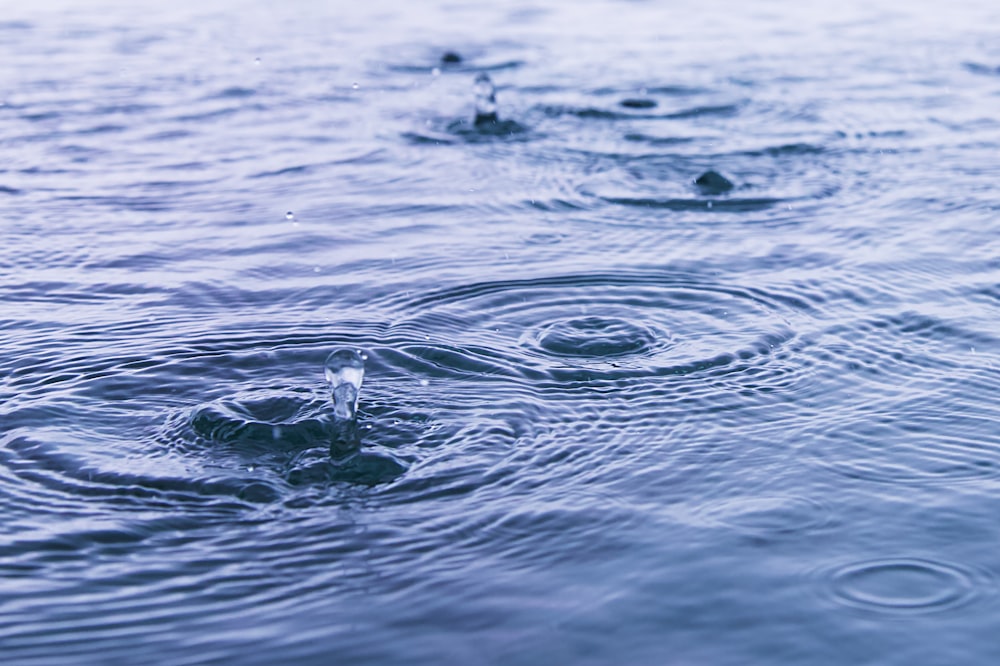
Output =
[
  {"x1": 474, "y1": 73, "x2": 498, "y2": 126},
  {"x1": 324, "y1": 348, "x2": 365, "y2": 421}
]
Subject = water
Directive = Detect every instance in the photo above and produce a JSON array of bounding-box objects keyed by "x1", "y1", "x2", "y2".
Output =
[{"x1": 2, "y1": 0, "x2": 999, "y2": 663}]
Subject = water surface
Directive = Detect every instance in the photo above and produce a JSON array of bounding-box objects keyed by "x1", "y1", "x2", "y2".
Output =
[{"x1": 2, "y1": 0, "x2": 1000, "y2": 663}]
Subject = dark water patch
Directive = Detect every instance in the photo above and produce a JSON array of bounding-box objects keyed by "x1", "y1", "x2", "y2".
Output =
[
  {"x1": 620, "y1": 98, "x2": 657, "y2": 109},
  {"x1": 664, "y1": 103, "x2": 741, "y2": 119},
  {"x1": 210, "y1": 86, "x2": 257, "y2": 99},
  {"x1": 76, "y1": 123, "x2": 126, "y2": 135},
  {"x1": 963, "y1": 62, "x2": 1000, "y2": 76},
  {"x1": 603, "y1": 195, "x2": 782, "y2": 211},
  {"x1": 144, "y1": 129, "x2": 196, "y2": 141},
  {"x1": 0, "y1": 185, "x2": 22, "y2": 195},
  {"x1": 641, "y1": 84, "x2": 711, "y2": 96},
  {"x1": 94, "y1": 102, "x2": 155, "y2": 115},
  {"x1": 739, "y1": 142, "x2": 827, "y2": 157},
  {"x1": 540, "y1": 103, "x2": 736, "y2": 121},
  {"x1": 52, "y1": 194, "x2": 173, "y2": 212},
  {"x1": 172, "y1": 106, "x2": 242, "y2": 123},
  {"x1": 21, "y1": 110, "x2": 62, "y2": 122},
  {"x1": 250, "y1": 163, "x2": 314, "y2": 178},
  {"x1": 623, "y1": 133, "x2": 695, "y2": 146}
]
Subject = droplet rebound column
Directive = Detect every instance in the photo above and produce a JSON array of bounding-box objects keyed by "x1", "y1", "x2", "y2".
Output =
[
  {"x1": 474, "y1": 73, "x2": 498, "y2": 126},
  {"x1": 325, "y1": 349, "x2": 365, "y2": 420}
]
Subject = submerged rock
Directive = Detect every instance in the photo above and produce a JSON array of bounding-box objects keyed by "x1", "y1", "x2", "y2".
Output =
[{"x1": 694, "y1": 170, "x2": 735, "y2": 194}]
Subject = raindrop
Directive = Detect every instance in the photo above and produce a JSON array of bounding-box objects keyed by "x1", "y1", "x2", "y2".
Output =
[
  {"x1": 352, "y1": 82, "x2": 359, "y2": 90},
  {"x1": 325, "y1": 348, "x2": 366, "y2": 420},
  {"x1": 285, "y1": 211, "x2": 294, "y2": 220},
  {"x1": 432, "y1": 67, "x2": 441, "y2": 77},
  {"x1": 254, "y1": 57, "x2": 261, "y2": 66}
]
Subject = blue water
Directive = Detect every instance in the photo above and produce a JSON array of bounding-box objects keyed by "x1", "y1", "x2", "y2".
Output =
[{"x1": 2, "y1": 0, "x2": 1000, "y2": 663}]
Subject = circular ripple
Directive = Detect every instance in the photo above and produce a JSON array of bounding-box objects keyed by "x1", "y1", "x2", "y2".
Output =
[
  {"x1": 825, "y1": 558, "x2": 989, "y2": 614},
  {"x1": 529, "y1": 315, "x2": 664, "y2": 359},
  {"x1": 387, "y1": 272, "x2": 795, "y2": 385}
]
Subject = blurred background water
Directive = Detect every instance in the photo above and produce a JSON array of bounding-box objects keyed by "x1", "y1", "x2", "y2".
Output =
[{"x1": 2, "y1": 0, "x2": 1000, "y2": 663}]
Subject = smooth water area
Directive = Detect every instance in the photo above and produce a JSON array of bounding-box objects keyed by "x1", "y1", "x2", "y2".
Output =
[{"x1": 2, "y1": 0, "x2": 1000, "y2": 663}]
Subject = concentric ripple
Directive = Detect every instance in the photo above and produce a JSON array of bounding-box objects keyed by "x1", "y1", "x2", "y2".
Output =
[
  {"x1": 804, "y1": 412, "x2": 1000, "y2": 485},
  {"x1": 387, "y1": 272, "x2": 795, "y2": 387},
  {"x1": 527, "y1": 315, "x2": 665, "y2": 359},
  {"x1": 822, "y1": 557, "x2": 991, "y2": 615}
]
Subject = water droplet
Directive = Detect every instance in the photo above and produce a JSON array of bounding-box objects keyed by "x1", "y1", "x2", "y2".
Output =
[
  {"x1": 474, "y1": 73, "x2": 498, "y2": 125},
  {"x1": 313, "y1": 266, "x2": 320, "y2": 273},
  {"x1": 707, "y1": 201, "x2": 713, "y2": 208},
  {"x1": 254, "y1": 57, "x2": 261, "y2": 66},
  {"x1": 285, "y1": 211, "x2": 294, "y2": 220},
  {"x1": 431, "y1": 67, "x2": 441, "y2": 77},
  {"x1": 419, "y1": 378, "x2": 429, "y2": 387},
  {"x1": 247, "y1": 465, "x2": 256, "y2": 472},
  {"x1": 352, "y1": 82, "x2": 359, "y2": 90},
  {"x1": 325, "y1": 348, "x2": 366, "y2": 420}
]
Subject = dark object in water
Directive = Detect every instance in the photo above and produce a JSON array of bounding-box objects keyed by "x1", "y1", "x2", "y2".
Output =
[
  {"x1": 474, "y1": 73, "x2": 499, "y2": 126},
  {"x1": 441, "y1": 51, "x2": 462, "y2": 64},
  {"x1": 620, "y1": 98, "x2": 657, "y2": 109},
  {"x1": 694, "y1": 170, "x2": 735, "y2": 194}
]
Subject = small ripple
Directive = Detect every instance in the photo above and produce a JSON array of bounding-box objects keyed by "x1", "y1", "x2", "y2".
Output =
[
  {"x1": 692, "y1": 495, "x2": 830, "y2": 536},
  {"x1": 820, "y1": 557, "x2": 992, "y2": 615},
  {"x1": 529, "y1": 316, "x2": 663, "y2": 359},
  {"x1": 802, "y1": 407, "x2": 1000, "y2": 485},
  {"x1": 380, "y1": 271, "x2": 798, "y2": 398}
]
